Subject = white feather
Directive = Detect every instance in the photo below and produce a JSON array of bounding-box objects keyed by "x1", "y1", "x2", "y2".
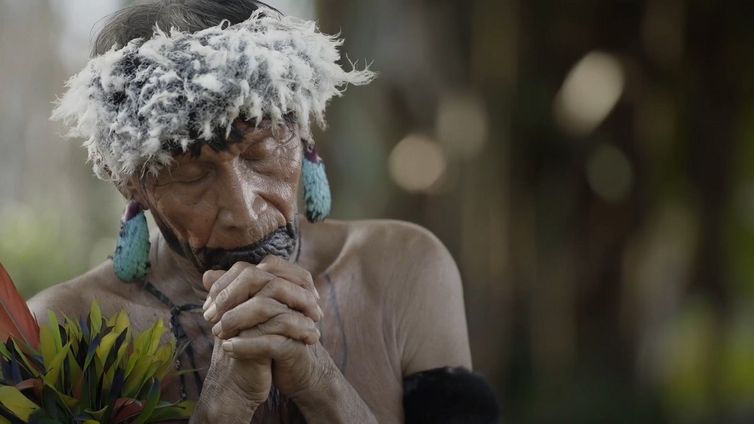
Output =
[{"x1": 50, "y1": 8, "x2": 376, "y2": 184}]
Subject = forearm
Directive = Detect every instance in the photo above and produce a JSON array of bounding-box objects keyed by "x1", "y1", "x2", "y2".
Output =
[
  {"x1": 290, "y1": 360, "x2": 378, "y2": 424},
  {"x1": 190, "y1": 378, "x2": 259, "y2": 424}
]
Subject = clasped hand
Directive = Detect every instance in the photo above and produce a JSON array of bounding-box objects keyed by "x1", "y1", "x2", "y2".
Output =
[{"x1": 200, "y1": 255, "x2": 327, "y2": 407}]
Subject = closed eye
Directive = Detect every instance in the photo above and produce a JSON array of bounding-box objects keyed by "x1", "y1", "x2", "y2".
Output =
[{"x1": 177, "y1": 172, "x2": 208, "y2": 184}]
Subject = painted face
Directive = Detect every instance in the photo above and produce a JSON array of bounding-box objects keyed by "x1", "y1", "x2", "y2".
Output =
[{"x1": 134, "y1": 118, "x2": 303, "y2": 271}]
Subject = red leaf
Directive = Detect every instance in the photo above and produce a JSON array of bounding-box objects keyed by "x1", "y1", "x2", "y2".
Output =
[
  {"x1": 15, "y1": 378, "x2": 43, "y2": 400},
  {"x1": 0, "y1": 263, "x2": 40, "y2": 349},
  {"x1": 112, "y1": 398, "x2": 144, "y2": 423}
]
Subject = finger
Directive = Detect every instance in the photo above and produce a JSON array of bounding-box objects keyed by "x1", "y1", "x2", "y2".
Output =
[
  {"x1": 206, "y1": 267, "x2": 277, "y2": 323},
  {"x1": 216, "y1": 309, "x2": 320, "y2": 345},
  {"x1": 258, "y1": 255, "x2": 319, "y2": 299},
  {"x1": 257, "y1": 311, "x2": 320, "y2": 345},
  {"x1": 202, "y1": 270, "x2": 225, "y2": 291},
  {"x1": 222, "y1": 334, "x2": 304, "y2": 360},
  {"x1": 257, "y1": 277, "x2": 322, "y2": 322},
  {"x1": 213, "y1": 276, "x2": 320, "y2": 330},
  {"x1": 207, "y1": 262, "x2": 250, "y2": 300},
  {"x1": 213, "y1": 296, "x2": 288, "y2": 338}
]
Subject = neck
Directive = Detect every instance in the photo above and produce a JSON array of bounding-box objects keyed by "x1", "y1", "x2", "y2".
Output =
[{"x1": 149, "y1": 231, "x2": 208, "y2": 303}]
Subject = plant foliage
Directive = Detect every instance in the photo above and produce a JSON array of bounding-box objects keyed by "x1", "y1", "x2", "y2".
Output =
[{"x1": 0, "y1": 263, "x2": 194, "y2": 423}]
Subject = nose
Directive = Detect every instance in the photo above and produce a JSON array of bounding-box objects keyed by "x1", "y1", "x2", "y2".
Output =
[{"x1": 216, "y1": 163, "x2": 267, "y2": 232}]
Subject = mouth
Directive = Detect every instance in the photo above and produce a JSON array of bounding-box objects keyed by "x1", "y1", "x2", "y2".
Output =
[{"x1": 157, "y1": 220, "x2": 298, "y2": 272}]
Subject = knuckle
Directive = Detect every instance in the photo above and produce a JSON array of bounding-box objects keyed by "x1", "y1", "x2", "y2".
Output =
[
  {"x1": 269, "y1": 255, "x2": 284, "y2": 264},
  {"x1": 262, "y1": 278, "x2": 278, "y2": 295},
  {"x1": 261, "y1": 255, "x2": 279, "y2": 266},
  {"x1": 238, "y1": 267, "x2": 256, "y2": 282},
  {"x1": 252, "y1": 296, "x2": 271, "y2": 315},
  {"x1": 229, "y1": 261, "x2": 247, "y2": 273},
  {"x1": 215, "y1": 287, "x2": 231, "y2": 308},
  {"x1": 244, "y1": 297, "x2": 264, "y2": 322},
  {"x1": 209, "y1": 282, "x2": 222, "y2": 298}
]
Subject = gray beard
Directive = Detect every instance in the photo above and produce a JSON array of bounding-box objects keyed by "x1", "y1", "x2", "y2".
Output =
[{"x1": 157, "y1": 220, "x2": 298, "y2": 272}]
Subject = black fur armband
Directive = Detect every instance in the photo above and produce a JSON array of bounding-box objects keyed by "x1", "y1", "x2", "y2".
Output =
[{"x1": 403, "y1": 366, "x2": 500, "y2": 424}]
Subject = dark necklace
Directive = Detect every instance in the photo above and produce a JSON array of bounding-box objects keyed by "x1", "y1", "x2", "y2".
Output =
[{"x1": 141, "y1": 281, "x2": 203, "y2": 400}]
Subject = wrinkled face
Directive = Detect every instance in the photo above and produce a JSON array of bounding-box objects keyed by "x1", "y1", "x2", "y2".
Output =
[{"x1": 129, "y1": 118, "x2": 303, "y2": 271}]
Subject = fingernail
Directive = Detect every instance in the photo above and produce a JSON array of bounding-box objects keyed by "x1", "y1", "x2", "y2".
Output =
[
  {"x1": 222, "y1": 340, "x2": 233, "y2": 353},
  {"x1": 315, "y1": 287, "x2": 320, "y2": 300},
  {"x1": 317, "y1": 306, "x2": 324, "y2": 320},
  {"x1": 212, "y1": 321, "x2": 223, "y2": 337},
  {"x1": 202, "y1": 296, "x2": 211, "y2": 311},
  {"x1": 204, "y1": 304, "x2": 217, "y2": 322}
]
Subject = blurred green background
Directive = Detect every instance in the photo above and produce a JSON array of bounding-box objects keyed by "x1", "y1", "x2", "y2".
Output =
[{"x1": 3, "y1": 0, "x2": 754, "y2": 422}]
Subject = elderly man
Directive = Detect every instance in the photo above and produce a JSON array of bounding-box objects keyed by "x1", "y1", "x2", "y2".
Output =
[{"x1": 28, "y1": 1, "x2": 498, "y2": 422}]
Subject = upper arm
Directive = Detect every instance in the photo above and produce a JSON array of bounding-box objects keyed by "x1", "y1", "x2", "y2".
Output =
[{"x1": 385, "y1": 222, "x2": 472, "y2": 376}]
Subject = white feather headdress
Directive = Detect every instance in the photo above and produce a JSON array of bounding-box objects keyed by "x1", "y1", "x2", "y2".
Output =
[{"x1": 50, "y1": 8, "x2": 375, "y2": 184}]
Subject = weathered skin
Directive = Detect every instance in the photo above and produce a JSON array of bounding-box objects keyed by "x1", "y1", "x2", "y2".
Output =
[{"x1": 27, "y1": 120, "x2": 472, "y2": 423}]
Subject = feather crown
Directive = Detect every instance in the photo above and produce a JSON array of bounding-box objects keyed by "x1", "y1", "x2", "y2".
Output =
[{"x1": 50, "y1": 8, "x2": 375, "y2": 184}]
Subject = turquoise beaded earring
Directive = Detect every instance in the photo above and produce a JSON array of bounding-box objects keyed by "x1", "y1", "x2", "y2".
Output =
[
  {"x1": 302, "y1": 142, "x2": 332, "y2": 222},
  {"x1": 113, "y1": 201, "x2": 151, "y2": 283}
]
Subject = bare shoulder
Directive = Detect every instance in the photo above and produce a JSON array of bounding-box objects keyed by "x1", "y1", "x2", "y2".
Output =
[
  {"x1": 349, "y1": 219, "x2": 446, "y2": 250},
  {"x1": 27, "y1": 261, "x2": 128, "y2": 322},
  {"x1": 344, "y1": 221, "x2": 471, "y2": 375},
  {"x1": 336, "y1": 218, "x2": 471, "y2": 372},
  {"x1": 337, "y1": 218, "x2": 462, "y2": 301}
]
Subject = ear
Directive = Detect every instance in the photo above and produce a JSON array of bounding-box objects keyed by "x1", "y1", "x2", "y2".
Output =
[{"x1": 116, "y1": 176, "x2": 149, "y2": 209}]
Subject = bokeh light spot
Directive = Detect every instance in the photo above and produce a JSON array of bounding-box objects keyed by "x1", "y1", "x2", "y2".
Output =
[
  {"x1": 554, "y1": 51, "x2": 625, "y2": 137},
  {"x1": 389, "y1": 134, "x2": 447, "y2": 193}
]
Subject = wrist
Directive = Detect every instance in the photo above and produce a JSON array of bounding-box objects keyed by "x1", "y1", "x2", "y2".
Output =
[
  {"x1": 288, "y1": 346, "x2": 338, "y2": 404},
  {"x1": 289, "y1": 352, "x2": 377, "y2": 424},
  {"x1": 192, "y1": 377, "x2": 260, "y2": 424}
]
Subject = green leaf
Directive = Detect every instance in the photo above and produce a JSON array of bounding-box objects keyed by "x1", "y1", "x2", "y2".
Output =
[
  {"x1": 42, "y1": 385, "x2": 77, "y2": 410},
  {"x1": 146, "y1": 401, "x2": 195, "y2": 422},
  {"x1": 0, "y1": 340, "x2": 11, "y2": 360},
  {"x1": 44, "y1": 312, "x2": 61, "y2": 354},
  {"x1": 89, "y1": 302, "x2": 102, "y2": 338},
  {"x1": 11, "y1": 340, "x2": 40, "y2": 378},
  {"x1": 38, "y1": 325, "x2": 56, "y2": 367},
  {"x1": 123, "y1": 357, "x2": 152, "y2": 398},
  {"x1": 42, "y1": 342, "x2": 71, "y2": 388},
  {"x1": 83, "y1": 405, "x2": 108, "y2": 421},
  {"x1": 0, "y1": 384, "x2": 40, "y2": 421},
  {"x1": 64, "y1": 349, "x2": 82, "y2": 395},
  {"x1": 38, "y1": 384, "x2": 73, "y2": 422},
  {"x1": 132, "y1": 380, "x2": 160, "y2": 424},
  {"x1": 106, "y1": 311, "x2": 129, "y2": 335}
]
